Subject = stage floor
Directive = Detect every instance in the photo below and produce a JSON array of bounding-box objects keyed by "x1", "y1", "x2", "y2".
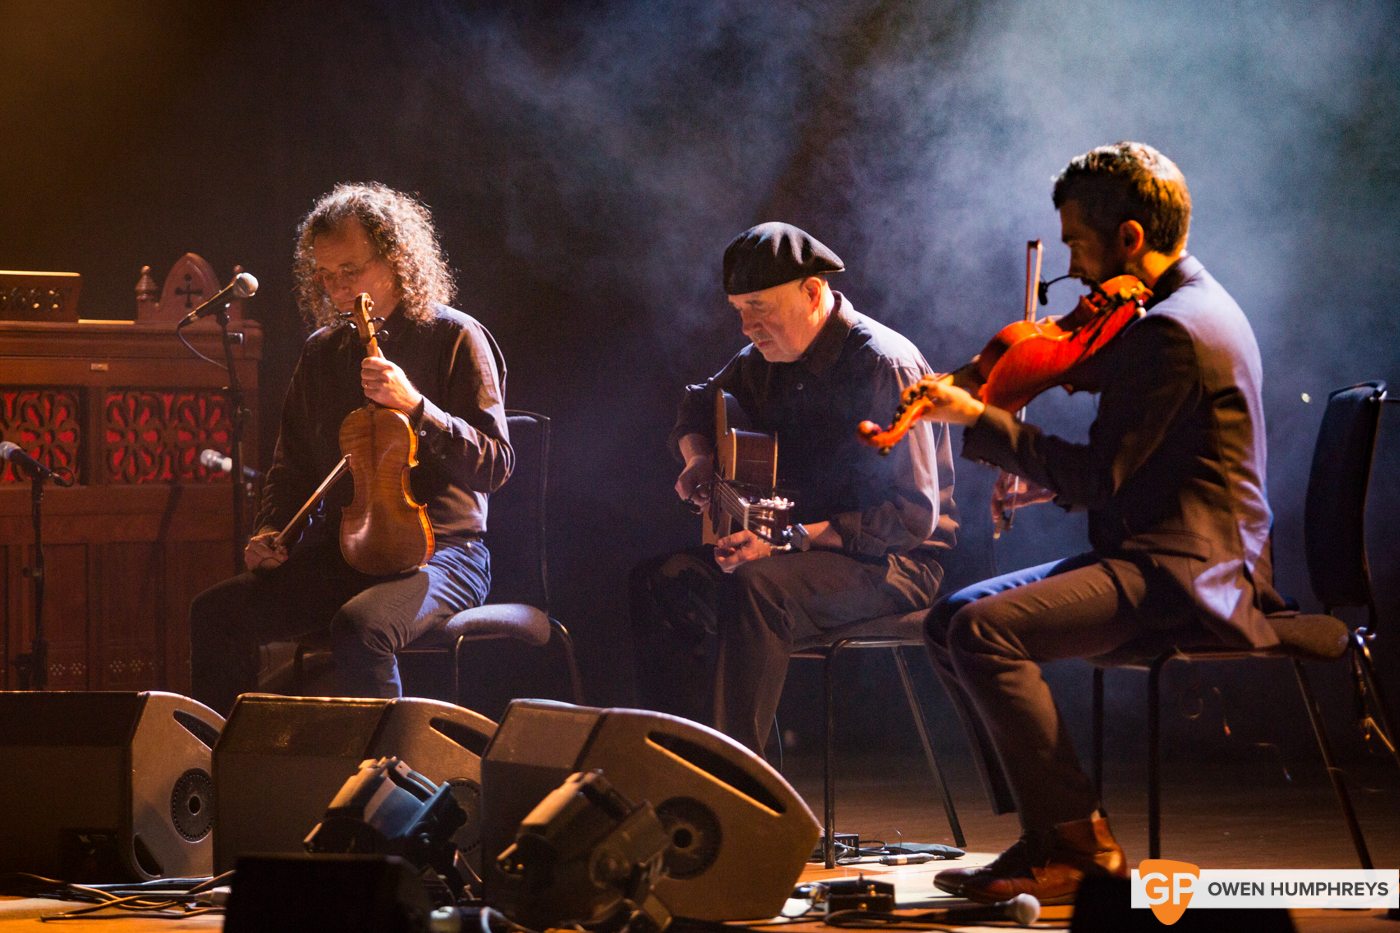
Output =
[{"x1": 1, "y1": 751, "x2": 1395, "y2": 931}]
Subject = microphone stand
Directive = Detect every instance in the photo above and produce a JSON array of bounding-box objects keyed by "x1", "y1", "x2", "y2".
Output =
[
  {"x1": 15, "y1": 471, "x2": 49, "y2": 689},
  {"x1": 216, "y1": 306, "x2": 252, "y2": 576}
]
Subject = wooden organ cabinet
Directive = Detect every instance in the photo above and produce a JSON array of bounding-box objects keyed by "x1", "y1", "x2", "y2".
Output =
[{"x1": 0, "y1": 256, "x2": 261, "y2": 693}]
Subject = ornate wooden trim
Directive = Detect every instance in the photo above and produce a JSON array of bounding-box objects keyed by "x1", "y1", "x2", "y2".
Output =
[{"x1": 0, "y1": 388, "x2": 82, "y2": 484}]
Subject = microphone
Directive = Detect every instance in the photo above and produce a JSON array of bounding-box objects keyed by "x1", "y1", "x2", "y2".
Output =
[
  {"x1": 177, "y1": 272, "x2": 258, "y2": 327},
  {"x1": 0, "y1": 441, "x2": 74, "y2": 486},
  {"x1": 200, "y1": 448, "x2": 261, "y2": 481},
  {"x1": 925, "y1": 893, "x2": 1040, "y2": 926}
]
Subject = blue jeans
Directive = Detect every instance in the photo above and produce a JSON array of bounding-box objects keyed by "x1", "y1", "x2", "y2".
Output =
[{"x1": 189, "y1": 536, "x2": 490, "y2": 715}]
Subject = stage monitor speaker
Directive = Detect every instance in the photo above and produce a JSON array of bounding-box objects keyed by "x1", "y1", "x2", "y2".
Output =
[
  {"x1": 212, "y1": 694, "x2": 496, "y2": 873},
  {"x1": 0, "y1": 691, "x2": 223, "y2": 882},
  {"x1": 481, "y1": 699, "x2": 820, "y2": 922}
]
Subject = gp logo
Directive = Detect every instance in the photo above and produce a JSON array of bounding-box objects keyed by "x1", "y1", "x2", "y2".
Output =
[{"x1": 1138, "y1": 859, "x2": 1200, "y2": 925}]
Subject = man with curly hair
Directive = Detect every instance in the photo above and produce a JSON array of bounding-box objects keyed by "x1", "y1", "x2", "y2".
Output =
[{"x1": 188, "y1": 182, "x2": 512, "y2": 713}]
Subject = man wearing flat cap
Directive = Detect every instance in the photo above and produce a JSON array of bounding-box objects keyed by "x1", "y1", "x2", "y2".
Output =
[{"x1": 630, "y1": 222, "x2": 958, "y2": 753}]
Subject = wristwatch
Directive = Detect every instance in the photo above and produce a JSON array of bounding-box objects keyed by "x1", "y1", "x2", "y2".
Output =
[{"x1": 789, "y1": 522, "x2": 812, "y2": 552}]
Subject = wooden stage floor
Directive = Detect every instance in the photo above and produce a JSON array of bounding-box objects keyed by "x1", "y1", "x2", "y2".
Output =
[{"x1": 1, "y1": 751, "x2": 1395, "y2": 931}]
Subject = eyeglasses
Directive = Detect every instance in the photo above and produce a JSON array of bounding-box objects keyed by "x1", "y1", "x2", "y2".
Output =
[{"x1": 313, "y1": 257, "x2": 381, "y2": 290}]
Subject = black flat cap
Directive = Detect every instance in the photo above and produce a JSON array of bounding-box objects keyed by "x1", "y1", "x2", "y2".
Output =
[{"x1": 722, "y1": 222, "x2": 844, "y2": 295}]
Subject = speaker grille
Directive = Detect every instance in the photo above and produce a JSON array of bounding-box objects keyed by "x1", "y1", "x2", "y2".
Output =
[
  {"x1": 171, "y1": 769, "x2": 214, "y2": 841},
  {"x1": 655, "y1": 796, "x2": 721, "y2": 879}
]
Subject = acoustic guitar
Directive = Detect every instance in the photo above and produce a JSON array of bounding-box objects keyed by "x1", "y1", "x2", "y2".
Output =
[{"x1": 701, "y1": 390, "x2": 794, "y2": 548}]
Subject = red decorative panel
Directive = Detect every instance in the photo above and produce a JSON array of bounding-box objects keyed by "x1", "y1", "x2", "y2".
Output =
[
  {"x1": 103, "y1": 389, "x2": 232, "y2": 483},
  {"x1": 0, "y1": 389, "x2": 82, "y2": 484}
]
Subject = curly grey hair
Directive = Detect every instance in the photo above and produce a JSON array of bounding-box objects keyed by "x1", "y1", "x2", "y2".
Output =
[{"x1": 292, "y1": 182, "x2": 456, "y2": 327}]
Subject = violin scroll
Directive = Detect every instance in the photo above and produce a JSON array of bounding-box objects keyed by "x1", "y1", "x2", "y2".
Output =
[{"x1": 857, "y1": 379, "x2": 947, "y2": 454}]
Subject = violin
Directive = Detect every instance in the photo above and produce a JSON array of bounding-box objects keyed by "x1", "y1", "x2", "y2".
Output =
[
  {"x1": 857, "y1": 242, "x2": 1151, "y2": 453},
  {"x1": 275, "y1": 294, "x2": 434, "y2": 575},
  {"x1": 337, "y1": 294, "x2": 435, "y2": 574}
]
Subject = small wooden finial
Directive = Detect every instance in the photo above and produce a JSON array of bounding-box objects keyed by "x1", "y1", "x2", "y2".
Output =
[{"x1": 135, "y1": 264, "x2": 160, "y2": 319}]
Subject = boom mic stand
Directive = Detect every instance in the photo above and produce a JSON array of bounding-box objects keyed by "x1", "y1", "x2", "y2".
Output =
[{"x1": 216, "y1": 305, "x2": 252, "y2": 576}]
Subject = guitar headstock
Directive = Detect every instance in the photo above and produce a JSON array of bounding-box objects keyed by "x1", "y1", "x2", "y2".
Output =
[
  {"x1": 712, "y1": 480, "x2": 795, "y2": 546},
  {"x1": 746, "y1": 493, "x2": 796, "y2": 546}
]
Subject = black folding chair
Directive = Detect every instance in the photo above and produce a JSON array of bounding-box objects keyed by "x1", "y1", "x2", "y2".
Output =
[
  {"x1": 1090, "y1": 380, "x2": 1398, "y2": 864},
  {"x1": 789, "y1": 612, "x2": 967, "y2": 867}
]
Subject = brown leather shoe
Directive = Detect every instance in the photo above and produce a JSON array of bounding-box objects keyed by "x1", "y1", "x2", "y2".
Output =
[{"x1": 933, "y1": 815, "x2": 1127, "y2": 905}]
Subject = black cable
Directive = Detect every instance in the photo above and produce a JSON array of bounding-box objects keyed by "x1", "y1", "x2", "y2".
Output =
[
  {"x1": 824, "y1": 908, "x2": 956, "y2": 930},
  {"x1": 1, "y1": 870, "x2": 234, "y2": 923}
]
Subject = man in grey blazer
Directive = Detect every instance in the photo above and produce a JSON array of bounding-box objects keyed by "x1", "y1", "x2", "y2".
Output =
[{"x1": 913, "y1": 141, "x2": 1287, "y2": 904}]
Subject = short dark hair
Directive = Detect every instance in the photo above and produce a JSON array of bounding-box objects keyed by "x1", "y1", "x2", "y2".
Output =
[{"x1": 1052, "y1": 142, "x2": 1191, "y2": 253}]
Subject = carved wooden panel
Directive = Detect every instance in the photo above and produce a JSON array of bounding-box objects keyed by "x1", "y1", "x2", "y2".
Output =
[
  {"x1": 93, "y1": 541, "x2": 166, "y2": 689},
  {"x1": 154, "y1": 253, "x2": 221, "y2": 323},
  {"x1": 103, "y1": 389, "x2": 232, "y2": 484},
  {"x1": 1, "y1": 318, "x2": 260, "y2": 691},
  {"x1": 3, "y1": 543, "x2": 90, "y2": 690},
  {"x1": 0, "y1": 388, "x2": 82, "y2": 484},
  {"x1": 0, "y1": 271, "x2": 81, "y2": 323}
]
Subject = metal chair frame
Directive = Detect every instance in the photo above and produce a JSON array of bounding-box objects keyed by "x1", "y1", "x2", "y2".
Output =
[{"x1": 791, "y1": 629, "x2": 965, "y2": 868}]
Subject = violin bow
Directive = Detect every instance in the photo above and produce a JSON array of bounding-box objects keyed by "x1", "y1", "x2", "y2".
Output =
[{"x1": 994, "y1": 241, "x2": 1043, "y2": 539}]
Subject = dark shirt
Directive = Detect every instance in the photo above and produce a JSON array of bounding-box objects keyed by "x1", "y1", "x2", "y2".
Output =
[
  {"x1": 670, "y1": 292, "x2": 957, "y2": 559},
  {"x1": 257, "y1": 303, "x2": 512, "y2": 548}
]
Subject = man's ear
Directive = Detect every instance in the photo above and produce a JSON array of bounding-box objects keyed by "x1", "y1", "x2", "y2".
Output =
[
  {"x1": 799, "y1": 276, "x2": 824, "y2": 308},
  {"x1": 1118, "y1": 219, "x2": 1147, "y2": 256}
]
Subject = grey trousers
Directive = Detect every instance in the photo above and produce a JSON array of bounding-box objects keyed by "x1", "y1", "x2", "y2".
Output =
[
  {"x1": 924, "y1": 551, "x2": 1211, "y2": 830},
  {"x1": 630, "y1": 545, "x2": 943, "y2": 752}
]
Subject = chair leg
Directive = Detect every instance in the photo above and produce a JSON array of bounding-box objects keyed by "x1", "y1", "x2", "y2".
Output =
[
  {"x1": 1353, "y1": 635, "x2": 1400, "y2": 772},
  {"x1": 1293, "y1": 659, "x2": 1373, "y2": 869},
  {"x1": 1092, "y1": 666, "x2": 1105, "y2": 807},
  {"x1": 893, "y1": 647, "x2": 965, "y2": 848},
  {"x1": 823, "y1": 648, "x2": 838, "y2": 869},
  {"x1": 548, "y1": 618, "x2": 586, "y2": 704},
  {"x1": 452, "y1": 636, "x2": 464, "y2": 707},
  {"x1": 1147, "y1": 655, "x2": 1167, "y2": 860}
]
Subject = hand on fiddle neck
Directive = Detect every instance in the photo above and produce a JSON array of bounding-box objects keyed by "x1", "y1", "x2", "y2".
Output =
[
  {"x1": 360, "y1": 356, "x2": 423, "y2": 413},
  {"x1": 912, "y1": 374, "x2": 986, "y2": 426},
  {"x1": 991, "y1": 470, "x2": 1054, "y2": 537}
]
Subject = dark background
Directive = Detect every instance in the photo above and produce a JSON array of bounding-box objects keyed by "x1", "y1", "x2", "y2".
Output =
[{"x1": 4, "y1": 1, "x2": 1398, "y2": 766}]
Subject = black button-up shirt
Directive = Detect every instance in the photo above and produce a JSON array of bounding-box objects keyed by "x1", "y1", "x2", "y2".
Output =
[{"x1": 670, "y1": 293, "x2": 957, "y2": 558}]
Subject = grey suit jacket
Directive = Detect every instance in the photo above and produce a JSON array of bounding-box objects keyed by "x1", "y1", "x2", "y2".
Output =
[{"x1": 962, "y1": 255, "x2": 1285, "y2": 649}]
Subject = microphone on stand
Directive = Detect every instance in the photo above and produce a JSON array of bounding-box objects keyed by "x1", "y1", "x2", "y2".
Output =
[
  {"x1": 177, "y1": 272, "x2": 258, "y2": 327},
  {"x1": 200, "y1": 448, "x2": 262, "y2": 481},
  {"x1": 0, "y1": 441, "x2": 74, "y2": 486}
]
